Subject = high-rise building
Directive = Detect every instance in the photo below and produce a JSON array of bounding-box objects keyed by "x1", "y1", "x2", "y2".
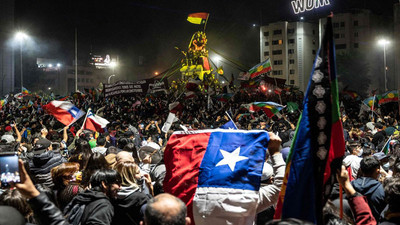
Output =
[
  {"x1": 394, "y1": 2, "x2": 400, "y2": 90},
  {"x1": 319, "y1": 9, "x2": 392, "y2": 92},
  {"x1": 260, "y1": 21, "x2": 319, "y2": 92},
  {"x1": 0, "y1": 0, "x2": 15, "y2": 96}
]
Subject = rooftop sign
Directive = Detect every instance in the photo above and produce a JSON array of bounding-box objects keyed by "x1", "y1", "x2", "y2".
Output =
[{"x1": 291, "y1": 0, "x2": 331, "y2": 14}]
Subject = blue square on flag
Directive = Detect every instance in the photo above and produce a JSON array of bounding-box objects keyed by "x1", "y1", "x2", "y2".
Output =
[
  {"x1": 198, "y1": 131, "x2": 269, "y2": 191},
  {"x1": 68, "y1": 106, "x2": 80, "y2": 118}
]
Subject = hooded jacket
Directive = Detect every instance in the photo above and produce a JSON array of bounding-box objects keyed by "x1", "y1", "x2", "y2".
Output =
[
  {"x1": 64, "y1": 189, "x2": 114, "y2": 225},
  {"x1": 351, "y1": 177, "x2": 386, "y2": 221},
  {"x1": 112, "y1": 186, "x2": 150, "y2": 225}
]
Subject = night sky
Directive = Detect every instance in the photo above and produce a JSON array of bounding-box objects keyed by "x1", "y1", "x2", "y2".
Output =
[{"x1": 14, "y1": 0, "x2": 397, "y2": 80}]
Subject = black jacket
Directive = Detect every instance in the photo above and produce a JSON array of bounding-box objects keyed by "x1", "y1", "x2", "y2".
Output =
[
  {"x1": 112, "y1": 190, "x2": 149, "y2": 225},
  {"x1": 29, "y1": 192, "x2": 71, "y2": 225},
  {"x1": 64, "y1": 190, "x2": 114, "y2": 225}
]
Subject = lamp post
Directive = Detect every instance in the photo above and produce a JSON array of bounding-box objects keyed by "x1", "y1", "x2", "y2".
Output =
[
  {"x1": 15, "y1": 32, "x2": 28, "y2": 92},
  {"x1": 108, "y1": 74, "x2": 116, "y2": 84},
  {"x1": 378, "y1": 39, "x2": 390, "y2": 91},
  {"x1": 108, "y1": 62, "x2": 117, "y2": 84},
  {"x1": 212, "y1": 55, "x2": 222, "y2": 80}
]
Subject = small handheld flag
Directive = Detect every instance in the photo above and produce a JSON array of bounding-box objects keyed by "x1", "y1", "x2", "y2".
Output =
[{"x1": 187, "y1": 13, "x2": 209, "y2": 25}]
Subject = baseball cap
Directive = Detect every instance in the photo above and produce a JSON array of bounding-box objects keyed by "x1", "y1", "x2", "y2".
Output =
[{"x1": 33, "y1": 138, "x2": 52, "y2": 153}]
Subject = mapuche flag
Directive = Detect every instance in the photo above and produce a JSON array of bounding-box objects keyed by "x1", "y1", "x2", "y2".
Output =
[
  {"x1": 274, "y1": 17, "x2": 345, "y2": 224},
  {"x1": 249, "y1": 58, "x2": 272, "y2": 79},
  {"x1": 187, "y1": 12, "x2": 209, "y2": 24},
  {"x1": 378, "y1": 90, "x2": 398, "y2": 105}
]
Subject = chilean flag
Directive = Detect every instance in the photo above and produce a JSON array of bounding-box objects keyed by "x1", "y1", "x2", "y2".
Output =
[
  {"x1": 83, "y1": 109, "x2": 109, "y2": 133},
  {"x1": 164, "y1": 129, "x2": 269, "y2": 225},
  {"x1": 43, "y1": 101, "x2": 85, "y2": 125}
]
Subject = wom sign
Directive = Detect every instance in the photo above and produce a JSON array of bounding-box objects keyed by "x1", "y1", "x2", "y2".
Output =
[{"x1": 291, "y1": 0, "x2": 331, "y2": 14}]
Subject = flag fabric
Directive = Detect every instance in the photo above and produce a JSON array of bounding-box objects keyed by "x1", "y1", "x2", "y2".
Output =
[
  {"x1": 0, "y1": 99, "x2": 7, "y2": 109},
  {"x1": 187, "y1": 12, "x2": 209, "y2": 24},
  {"x1": 274, "y1": 87, "x2": 282, "y2": 95},
  {"x1": 382, "y1": 137, "x2": 391, "y2": 155},
  {"x1": 342, "y1": 90, "x2": 359, "y2": 100},
  {"x1": 238, "y1": 72, "x2": 250, "y2": 81},
  {"x1": 249, "y1": 102, "x2": 284, "y2": 118},
  {"x1": 162, "y1": 112, "x2": 177, "y2": 133},
  {"x1": 22, "y1": 87, "x2": 31, "y2": 95},
  {"x1": 249, "y1": 59, "x2": 272, "y2": 79},
  {"x1": 169, "y1": 102, "x2": 183, "y2": 114},
  {"x1": 274, "y1": 17, "x2": 345, "y2": 224},
  {"x1": 363, "y1": 96, "x2": 378, "y2": 110},
  {"x1": 43, "y1": 101, "x2": 85, "y2": 126},
  {"x1": 378, "y1": 90, "x2": 398, "y2": 105},
  {"x1": 215, "y1": 93, "x2": 233, "y2": 102},
  {"x1": 164, "y1": 129, "x2": 269, "y2": 225},
  {"x1": 14, "y1": 93, "x2": 24, "y2": 100},
  {"x1": 219, "y1": 120, "x2": 237, "y2": 130},
  {"x1": 286, "y1": 102, "x2": 299, "y2": 113},
  {"x1": 83, "y1": 109, "x2": 110, "y2": 133},
  {"x1": 184, "y1": 91, "x2": 196, "y2": 99}
]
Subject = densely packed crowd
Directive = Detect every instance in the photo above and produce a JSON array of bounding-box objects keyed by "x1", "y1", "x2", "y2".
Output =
[{"x1": 0, "y1": 90, "x2": 399, "y2": 225}]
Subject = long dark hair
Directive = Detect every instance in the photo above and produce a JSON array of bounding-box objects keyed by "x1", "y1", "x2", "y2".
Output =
[{"x1": 81, "y1": 153, "x2": 109, "y2": 187}]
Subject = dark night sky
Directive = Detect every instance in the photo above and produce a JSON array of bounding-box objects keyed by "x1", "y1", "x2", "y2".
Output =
[{"x1": 14, "y1": 0, "x2": 398, "y2": 80}]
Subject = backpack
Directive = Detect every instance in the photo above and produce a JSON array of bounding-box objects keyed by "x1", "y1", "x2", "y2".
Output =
[{"x1": 64, "y1": 203, "x2": 86, "y2": 225}]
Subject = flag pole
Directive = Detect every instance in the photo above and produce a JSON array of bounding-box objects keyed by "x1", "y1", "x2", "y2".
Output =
[
  {"x1": 380, "y1": 135, "x2": 392, "y2": 153},
  {"x1": 225, "y1": 111, "x2": 238, "y2": 129},
  {"x1": 339, "y1": 183, "x2": 343, "y2": 219},
  {"x1": 371, "y1": 95, "x2": 375, "y2": 121},
  {"x1": 80, "y1": 108, "x2": 90, "y2": 130},
  {"x1": 203, "y1": 13, "x2": 210, "y2": 32}
]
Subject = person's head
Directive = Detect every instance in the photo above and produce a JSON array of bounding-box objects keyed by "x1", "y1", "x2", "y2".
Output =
[
  {"x1": 114, "y1": 161, "x2": 140, "y2": 187},
  {"x1": 106, "y1": 146, "x2": 119, "y2": 155},
  {"x1": 57, "y1": 184, "x2": 84, "y2": 211},
  {"x1": 89, "y1": 169, "x2": 121, "y2": 199},
  {"x1": 74, "y1": 139, "x2": 92, "y2": 155},
  {"x1": 0, "y1": 189, "x2": 32, "y2": 221},
  {"x1": 347, "y1": 141, "x2": 361, "y2": 156},
  {"x1": 142, "y1": 193, "x2": 190, "y2": 225},
  {"x1": 116, "y1": 151, "x2": 135, "y2": 164},
  {"x1": 362, "y1": 147, "x2": 373, "y2": 158},
  {"x1": 33, "y1": 138, "x2": 52, "y2": 153},
  {"x1": 360, "y1": 156, "x2": 381, "y2": 179},
  {"x1": 51, "y1": 162, "x2": 80, "y2": 190},
  {"x1": 85, "y1": 152, "x2": 109, "y2": 171},
  {"x1": 384, "y1": 177, "x2": 400, "y2": 213},
  {"x1": 123, "y1": 143, "x2": 140, "y2": 162},
  {"x1": 96, "y1": 136, "x2": 106, "y2": 147}
]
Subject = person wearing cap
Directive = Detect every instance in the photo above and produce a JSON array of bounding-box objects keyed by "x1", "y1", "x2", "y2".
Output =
[
  {"x1": 351, "y1": 156, "x2": 386, "y2": 221},
  {"x1": 28, "y1": 138, "x2": 67, "y2": 188}
]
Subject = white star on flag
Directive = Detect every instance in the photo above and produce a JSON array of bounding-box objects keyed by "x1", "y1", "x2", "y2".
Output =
[{"x1": 215, "y1": 146, "x2": 248, "y2": 171}]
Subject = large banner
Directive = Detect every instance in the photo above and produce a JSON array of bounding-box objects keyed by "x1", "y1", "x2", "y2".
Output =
[{"x1": 104, "y1": 79, "x2": 168, "y2": 97}]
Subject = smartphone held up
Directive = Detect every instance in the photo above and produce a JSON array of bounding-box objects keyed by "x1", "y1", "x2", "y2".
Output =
[{"x1": 0, "y1": 153, "x2": 20, "y2": 188}]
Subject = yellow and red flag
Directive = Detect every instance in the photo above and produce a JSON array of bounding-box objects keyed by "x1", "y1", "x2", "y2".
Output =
[{"x1": 187, "y1": 13, "x2": 209, "y2": 24}]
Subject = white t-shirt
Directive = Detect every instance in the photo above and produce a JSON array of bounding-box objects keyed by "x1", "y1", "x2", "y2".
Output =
[{"x1": 343, "y1": 154, "x2": 362, "y2": 179}]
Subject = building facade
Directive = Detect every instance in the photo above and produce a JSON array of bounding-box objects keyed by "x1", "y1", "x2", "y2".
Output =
[
  {"x1": 0, "y1": 0, "x2": 15, "y2": 96},
  {"x1": 260, "y1": 21, "x2": 319, "y2": 92}
]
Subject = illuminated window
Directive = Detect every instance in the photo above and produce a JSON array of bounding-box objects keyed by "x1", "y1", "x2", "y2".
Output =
[
  {"x1": 264, "y1": 51, "x2": 269, "y2": 56},
  {"x1": 278, "y1": 40, "x2": 283, "y2": 45},
  {"x1": 273, "y1": 29, "x2": 282, "y2": 35},
  {"x1": 272, "y1": 50, "x2": 282, "y2": 55},
  {"x1": 264, "y1": 31, "x2": 269, "y2": 36},
  {"x1": 272, "y1": 40, "x2": 282, "y2": 45}
]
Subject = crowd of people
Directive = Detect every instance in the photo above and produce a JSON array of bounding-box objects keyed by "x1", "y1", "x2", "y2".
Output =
[{"x1": 0, "y1": 88, "x2": 399, "y2": 225}]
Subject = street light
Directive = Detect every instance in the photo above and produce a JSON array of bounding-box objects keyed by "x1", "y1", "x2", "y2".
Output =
[
  {"x1": 212, "y1": 55, "x2": 222, "y2": 80},
  {"x1": 378, "y1": 39, "x2": 390, "y2": 91},
  {"x1": 15, "y1": 31, "x2": 28, "y2": 92},
  {"x1": 108, "y1": 74, "x2": 116, "y2": 84}
]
